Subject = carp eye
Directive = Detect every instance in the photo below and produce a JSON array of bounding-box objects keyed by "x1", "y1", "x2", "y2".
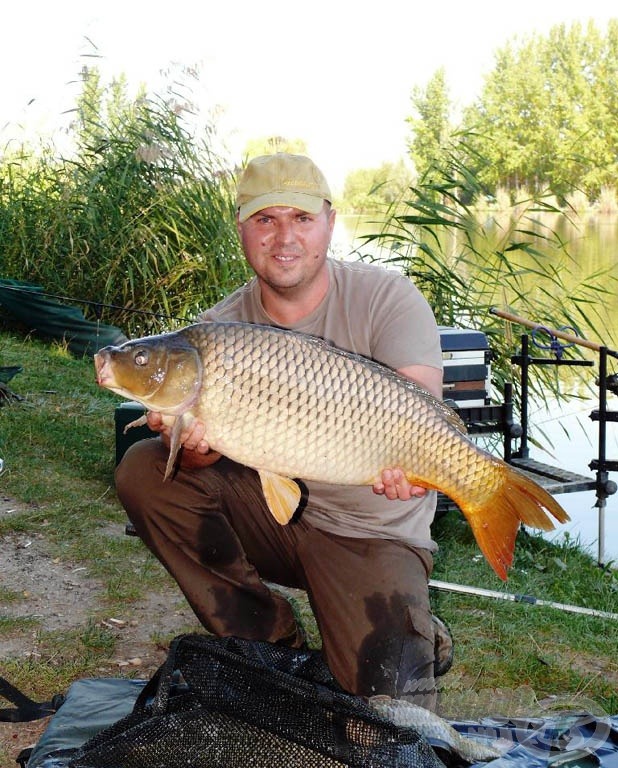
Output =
[{"x1": 134, "y1": 349, "x2": 149, "y2": 366}]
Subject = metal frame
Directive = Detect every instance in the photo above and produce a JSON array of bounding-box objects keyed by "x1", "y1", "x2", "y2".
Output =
[{"x1": 508, "y1": 334, "x2": 616, "y2": 565}]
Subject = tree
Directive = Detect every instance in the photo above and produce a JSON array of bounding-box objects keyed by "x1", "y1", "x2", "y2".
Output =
[
  {"x1": 462, "y1": 20, "x2": 618, "y2": 200},
  {"x1": 341, "y1": 160, "x2": 414, "y2": 214},
  {"x1": 405, "y1": 68, "x2": 453, "y2": 180}
]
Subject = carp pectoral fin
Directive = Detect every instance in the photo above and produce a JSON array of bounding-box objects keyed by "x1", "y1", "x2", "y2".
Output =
[
  {"x1": 258, "y1": 470, "x2": 302, "y2": 525},
  {"x1": 163, "y1": 417, "x2": 184, "y2": 481},
  {"x1": 123, "y1": 414, "x2": 148, "y2": 433}
]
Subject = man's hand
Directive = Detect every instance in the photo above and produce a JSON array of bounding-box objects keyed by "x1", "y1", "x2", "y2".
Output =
[
  {"x1": 373, "y1": 468, "x2": 428, "y2": 501},
  {"x1": 146, "y1": 411, "x2": 222, "y2": 468}
]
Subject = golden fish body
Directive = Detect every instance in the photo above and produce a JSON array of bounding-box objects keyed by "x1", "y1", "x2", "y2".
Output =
[{"x1": 94, "y1": 321, "x2": 569, "y2": 580}]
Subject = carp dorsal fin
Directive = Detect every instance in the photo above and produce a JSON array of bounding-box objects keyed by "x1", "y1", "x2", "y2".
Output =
[{"x1": 258, "y1": 470, "x2": 302, "y2": 525}]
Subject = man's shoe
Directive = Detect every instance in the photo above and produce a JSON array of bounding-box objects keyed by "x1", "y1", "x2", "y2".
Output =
[
  {"x1": 432, "y1": 614, "x2": 454, "y2": 677},
  {"x1": 275, "y1": 622, "x2": 308, "y2": 651}
]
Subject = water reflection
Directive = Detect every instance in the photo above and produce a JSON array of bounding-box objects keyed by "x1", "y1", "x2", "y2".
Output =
[
  {"x1": 333, "y1": 213, "x2": 618, "y2": 566},
  {"x1": 529, "y1": 391, "x2": 618, "y2": 566}
]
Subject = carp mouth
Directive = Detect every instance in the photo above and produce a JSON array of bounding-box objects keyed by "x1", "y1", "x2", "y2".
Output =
[
  {"x1": 94, "y1": 350, "x2": 133, "y2": 395},
  {"x1": 94, "y1": 350, "x2": 137, "y2": 399},
  {"x1": 94, "y1": 351, "x2": 115, "y2": 388}
]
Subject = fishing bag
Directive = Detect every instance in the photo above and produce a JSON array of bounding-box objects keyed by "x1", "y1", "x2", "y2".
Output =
[{"x1": 65, "y1": 632, "x2": 446, "y2": 768}]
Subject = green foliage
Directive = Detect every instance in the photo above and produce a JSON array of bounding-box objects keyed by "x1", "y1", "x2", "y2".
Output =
[
  {"x1": 406, "y1": 67, "x2": 453, "y2": 180},
  {"x1": 0, "y1": 67, "x2": 251, "y2": 337},
  {"x1": 360, "y1": 137, "x2": 616, "y2": 406},
  {"x1": 340, "y1": 160, "x2": 414, "y2": 214},
  {"x1": 461, "y1": 20, "x2": 618, "y2": 199},
  {"x1": 403, "y1": 21, "x2": 618, "y2": 202}
]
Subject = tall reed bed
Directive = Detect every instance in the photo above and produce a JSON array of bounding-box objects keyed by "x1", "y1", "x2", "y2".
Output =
[
  {"x1": 0, "y1": 86, "x2": 250, "y2": 338},
  {"x1": 360, "y1": 140, "x2": 617, "y2": 406}
]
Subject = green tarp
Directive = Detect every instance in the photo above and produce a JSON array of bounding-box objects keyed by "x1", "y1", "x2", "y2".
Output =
[{"x1": 0, "y1": 280, "x2": 127, "y2": 357}]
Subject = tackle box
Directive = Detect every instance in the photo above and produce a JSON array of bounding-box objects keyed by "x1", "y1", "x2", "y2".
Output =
[
  {"x1": 114, "y1": 401, "x2": 154, "y2": 465},
  {"x1": 439, "y1": 327, "x2": 492, "y2": 407}
]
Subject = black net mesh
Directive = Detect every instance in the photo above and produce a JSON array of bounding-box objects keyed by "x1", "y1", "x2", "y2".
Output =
[{"x1": 68, "y1": 633, "x2": 446, "y2": 768}]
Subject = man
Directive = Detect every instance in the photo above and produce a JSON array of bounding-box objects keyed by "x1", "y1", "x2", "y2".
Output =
[{"x1": 116, "y1": 153, "x2": 451, "y2": 711}]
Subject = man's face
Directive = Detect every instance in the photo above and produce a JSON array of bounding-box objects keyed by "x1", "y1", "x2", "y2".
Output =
[{"x1": 237, "y1": 203, "x2": 336, "y2": 293}]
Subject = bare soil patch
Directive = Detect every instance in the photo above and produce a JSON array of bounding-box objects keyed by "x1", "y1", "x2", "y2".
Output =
[{"x1": 0, "y1": 495, "x2": 200, "y2": 765}]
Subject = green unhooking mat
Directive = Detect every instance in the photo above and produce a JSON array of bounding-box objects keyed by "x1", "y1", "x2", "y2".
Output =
[{"x1": 0, "y1": 279, "x2": 127, "y2": 357}]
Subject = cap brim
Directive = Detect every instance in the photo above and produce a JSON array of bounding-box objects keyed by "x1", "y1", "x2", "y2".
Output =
[{"x1": 238, "y1": 192, "x2": 326, "y2": 223}]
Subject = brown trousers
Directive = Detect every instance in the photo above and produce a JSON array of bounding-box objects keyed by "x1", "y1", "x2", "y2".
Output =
[{"x1": 115, "y1": 438, "x2": 437, "y2": 709}]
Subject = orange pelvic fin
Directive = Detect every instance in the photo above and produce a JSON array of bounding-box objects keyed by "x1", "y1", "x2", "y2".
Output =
[
  {"x1": 462, "y1": 466, "x2": 570, "y2": 581},
  {"x1": 258, "y1": 470, "x2": 302, "y2": 524}
]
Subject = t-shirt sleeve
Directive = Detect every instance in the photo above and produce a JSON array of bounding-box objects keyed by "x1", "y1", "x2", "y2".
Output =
[{"x1": 369, "y1": 274, "x2": 443, "y2": 372}]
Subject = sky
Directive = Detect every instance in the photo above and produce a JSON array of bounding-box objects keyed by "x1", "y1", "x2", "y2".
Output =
[{"x1": 2, "y1": 1, "x2": 616, "y2": 192}]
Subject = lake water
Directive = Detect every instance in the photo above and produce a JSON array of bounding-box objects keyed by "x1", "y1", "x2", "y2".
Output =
[{"x1": 333, "y1": 213, "x2": 618, "y2": 566}]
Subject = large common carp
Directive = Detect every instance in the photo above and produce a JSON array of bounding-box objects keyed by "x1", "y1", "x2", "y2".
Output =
[{"x1": 94, "y1": 321, "x2": 569, "y2": 580}]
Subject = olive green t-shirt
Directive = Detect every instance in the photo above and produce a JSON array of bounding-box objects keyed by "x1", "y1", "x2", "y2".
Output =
[{"x1": 200, "y1": 258, "x2": 443, "y2": 551}]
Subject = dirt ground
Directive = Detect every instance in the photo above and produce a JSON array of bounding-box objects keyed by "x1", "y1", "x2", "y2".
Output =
[{"x1": 0, "y1": 494, "x2": 200, "y2": 766}]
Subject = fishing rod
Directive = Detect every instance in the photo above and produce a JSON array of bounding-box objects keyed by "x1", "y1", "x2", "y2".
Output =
[
  {"x1": 489, "y1": 307, "x2": 618, "y2": 359},
  {"x1": 429, "y1": 579, "x2": 618, "y2": 620}
]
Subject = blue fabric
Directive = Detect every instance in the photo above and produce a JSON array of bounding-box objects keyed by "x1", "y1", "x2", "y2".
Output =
[{"x1": 451, "y1": 713, "x2": 618, "y2": 767}]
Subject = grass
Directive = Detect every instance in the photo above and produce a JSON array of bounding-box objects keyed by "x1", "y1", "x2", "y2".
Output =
[
  {"x1": 0, "y1": 326, "x2": 616, "y2": 722},
  {"x1": 431, "y1": 512, "x2": 618, "y2": 716}
]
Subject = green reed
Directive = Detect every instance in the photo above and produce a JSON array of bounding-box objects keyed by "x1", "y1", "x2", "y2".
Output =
[
  {"x1": 359, "y1": 137, "x2": 617, "y2": 408},
  {"x1": 0, "y1": 90, "x2": 251, "y2": 338}
]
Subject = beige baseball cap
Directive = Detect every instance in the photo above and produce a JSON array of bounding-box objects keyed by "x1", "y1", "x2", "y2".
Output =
[{"x1": 236, "y1": 153, "x2": 332, "y2": 222}]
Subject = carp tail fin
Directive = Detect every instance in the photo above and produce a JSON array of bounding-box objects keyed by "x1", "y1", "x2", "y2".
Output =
[{"x1": 458, "y1": 464, "x2": 569, "y2": 581}]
